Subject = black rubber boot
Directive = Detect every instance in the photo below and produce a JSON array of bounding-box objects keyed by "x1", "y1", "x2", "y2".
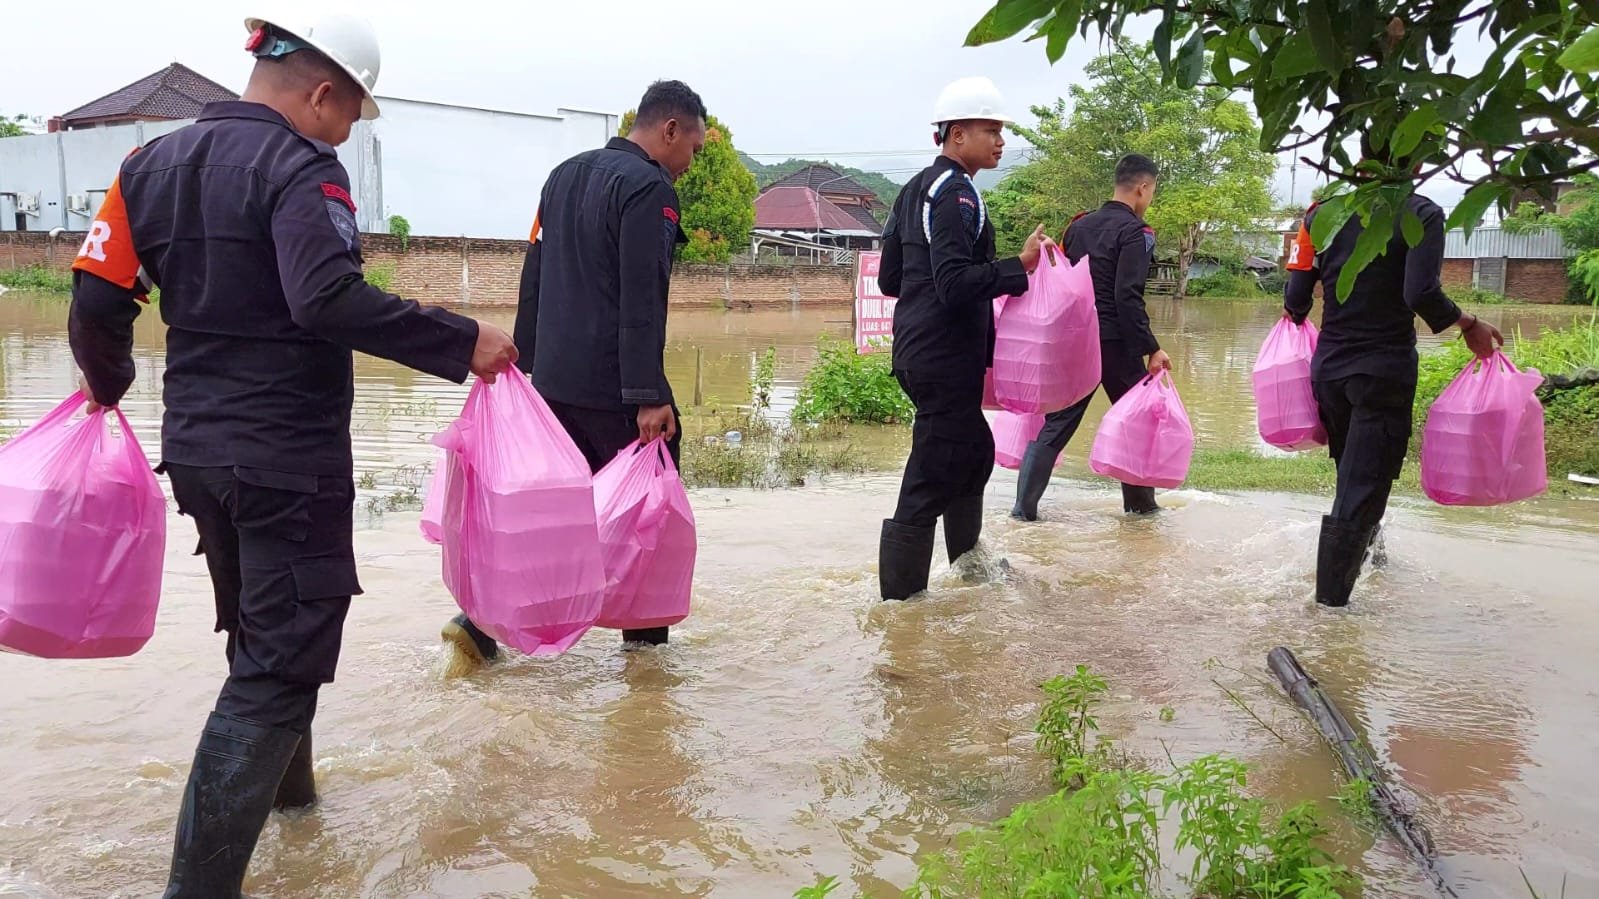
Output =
[
  {"x1": 879, "y1": 519, "x2": 935, "y2": 601},
  {"x1": 1011, "y1": 441, "x2": 1058, "y2": 522},
  {"x1": 1315, "y1": 515, "x2": 1375, "y2": 607},
  {"x1": 1121, "y1": 483, "x2": 1160, "y2": 515},
  {"x1": 440, "y1": 613, "x2": 499, "y2": 664},
  {"x1": 943, "y1": 495, "x2": 985, "y2": 563},
  {"x1": 622, "y1": 627, "x2": 669, "y2": 648},
  {"x1": 162, "y1": 713, "x2": 302, "y2": 899},
  {"x1": 272, "y1": 727, "x2": 317, "y2": 812}
]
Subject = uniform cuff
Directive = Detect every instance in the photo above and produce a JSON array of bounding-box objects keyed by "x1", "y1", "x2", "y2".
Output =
[
  {"x1": 997, "y1": 256, "x2": 1029, "y2": 296},
  {"x1": 622, "y1": 388, "x2": 661, "y2": 405}
]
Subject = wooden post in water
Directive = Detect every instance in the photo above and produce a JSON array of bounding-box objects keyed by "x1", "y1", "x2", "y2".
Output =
[
  {"x1": 693, "y1": 347, "x2": 704, "y2": 408},
  {"x1": 1266, "y1": 647, "x2": 1459, "y2": 898}
]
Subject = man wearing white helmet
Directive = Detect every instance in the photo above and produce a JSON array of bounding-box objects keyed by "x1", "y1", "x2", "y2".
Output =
[
  {"x1": 67, "y1": 12, "x2": 518, "y2": 897},
  {"x1": 876, "y1": 76, "x2": 1046, "y2": 600}
]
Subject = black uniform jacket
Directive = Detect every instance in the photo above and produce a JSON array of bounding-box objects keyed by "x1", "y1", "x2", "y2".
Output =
[
  {"x1": 1285, "y1": 194, "x2": 1462, "y2": 384},
  {"x1": 879, "y1": 155, "x2": 1029, "y2": 381},
  {"x1": 1061, "y1": 200, "x2": 1159, "y2": 357},
  {"x1": 68, "y1": 101, "x2": 479, "y2": 477},
  {"x1": 513, "y1": 137, "x2": 684, "y2": 411}
]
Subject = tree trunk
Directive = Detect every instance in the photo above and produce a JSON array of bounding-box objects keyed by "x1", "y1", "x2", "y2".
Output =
[{"x1": 1173, "y1": 224, "x2": 1204, "y2": 302}]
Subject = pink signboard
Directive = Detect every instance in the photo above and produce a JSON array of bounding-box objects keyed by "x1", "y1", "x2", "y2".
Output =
[{"x1": 854, "y1": 251, "x2": 895, "y2": 354}]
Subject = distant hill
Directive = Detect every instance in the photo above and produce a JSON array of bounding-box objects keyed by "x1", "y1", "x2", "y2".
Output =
[{"x1": 740, "y1": 154, "x2": 904, "y2": 217}]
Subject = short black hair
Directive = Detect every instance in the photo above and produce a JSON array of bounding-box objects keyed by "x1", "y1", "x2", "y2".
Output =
[
  {"x1": 634, "y1": 80, "x2": 707, "y2": 129},
  {"x1": 1115, "y1": 154, "x2": 1159, "y2": 186}
]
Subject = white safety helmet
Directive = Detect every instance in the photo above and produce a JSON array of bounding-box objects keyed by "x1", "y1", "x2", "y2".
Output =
[
  {"x1": 245, "y1": 12, "x2": 382, "y2": 120},
  {"x1": 931, "y1": 76, "x2": 1014, "y2": 127}
]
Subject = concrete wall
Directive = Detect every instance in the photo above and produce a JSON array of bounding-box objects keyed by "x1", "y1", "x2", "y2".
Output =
[
  {"x1": 0, "y1": 121, "x2": 189, "y2": 232},
  {"x1": 0, "y1": 97, "x2": 614, "y2": 239},
  {"x1": 346, "y1": 99, "x2": 616, "y2": 240},
  {"x1": 3, "y1": 230, "x2": 856, "y2": 308}
]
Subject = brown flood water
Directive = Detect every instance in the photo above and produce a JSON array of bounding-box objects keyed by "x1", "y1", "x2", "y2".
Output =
[{"x1": 1, "y1": 294, "x2": 1597, "y2": 897}]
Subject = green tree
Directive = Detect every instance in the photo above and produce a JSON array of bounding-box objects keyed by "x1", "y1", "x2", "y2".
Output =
[
  {"x1": 1, "y1": 114, "x2": 35, "y2": 138},
  {"x1": 965, "y1": 0, "x2": 1599, "y2": 298},
  {"x1": 990, "y1": 41, "x2": 1276, "y2": 299},
  {"x1": 1504, "y1": 175, "x2": 1599, "y2": 302},
  {"x1": 619, "y1": 111, "x2": 758, "y2": 263}
]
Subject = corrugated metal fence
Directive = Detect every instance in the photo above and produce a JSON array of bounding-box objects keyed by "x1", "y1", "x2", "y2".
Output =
[{"x1": 1444, "y1": 227, "x2": 1571, "y2": 259}]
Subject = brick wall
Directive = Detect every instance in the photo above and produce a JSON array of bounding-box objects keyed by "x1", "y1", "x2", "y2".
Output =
[
  {"x1": 4, "y1": 230, "x2": 855, "y2": 308},
  {"x1": 1504, "y1": 258, "x2": 1570, "y2": 304},
  {"x1": 1441, "y1": 258, "x2": 1474, "y2": 291},
  {"x1": 2, "y1": 232, "x2": 77, "y2": 271}
]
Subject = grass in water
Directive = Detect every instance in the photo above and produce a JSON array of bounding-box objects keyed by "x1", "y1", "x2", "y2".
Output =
[
  {"x1": 1333, "y1": 779, "x2": 1381, "y2": 830},
  {"x1": 901, "y1": 667, "x2": 1357, "y2": 899},
  {"x1": 0, "y1": 265, "x2": 73, "y2": 293}
]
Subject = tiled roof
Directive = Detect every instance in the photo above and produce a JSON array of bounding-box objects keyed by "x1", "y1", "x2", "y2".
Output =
[
  {"x1": 62, "y1": 63, "x2": 238, "y2": 123},
  {"x1": 755, "y1": 186, "x2": 879, "y2": 233},
  {"x1": 839, "y1": 202, "x2": 883, "y2": 233},
  {"x1": 767, "y1": 164, "x2": 876, "y2": 201}
]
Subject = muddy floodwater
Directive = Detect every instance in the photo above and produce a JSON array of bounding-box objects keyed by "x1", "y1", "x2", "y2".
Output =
[{"x1": 1, "y1": 293, "x2": 1596, "y2": 898}]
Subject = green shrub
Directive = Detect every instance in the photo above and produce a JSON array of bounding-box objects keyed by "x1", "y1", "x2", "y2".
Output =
[
  {"x1": 0, "y1": 265, "x2": 72, "y2": 293},
  {"x1": 1188, "y1": 271, "x2": 1267, "y2": 298},
  {"x1": 793, "y1": 338, "x2": 913, "y2": 424},
  {"x1": 387, "y1": 214, "x2": 412, "y2": 252},
  {"x1": 1451, "y1": 286, "x2": 1515, "y2": 306},
  {"x1": 908, "y1": 669, "x2": 1357, "y2": 899},
  {"x1": 1257, "y1": 269, "x2": 1287, "y2": 297},
  {"x1": 366, "y1": 262, "x2": 397, "y2": 293}
]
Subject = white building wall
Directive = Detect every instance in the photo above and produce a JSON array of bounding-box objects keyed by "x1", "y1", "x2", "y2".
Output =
[
  {"x1": 352, "y1": 97, "x2": 616, "y2": 239},
  {"x1": 0, "y1": 98, "x2": 615, "y2": 239}
]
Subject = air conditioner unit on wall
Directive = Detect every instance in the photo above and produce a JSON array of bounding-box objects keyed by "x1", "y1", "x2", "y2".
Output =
[
  {"x1": 16, "y1": 193, "x2": 40, "y2": 216},
  {"x1": 67, "y1": 194, "x2": 91, "y2": 215}
]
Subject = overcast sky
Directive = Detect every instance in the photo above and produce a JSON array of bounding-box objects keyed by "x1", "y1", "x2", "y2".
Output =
[{"x1": 3, "y1": 0, "x2": 1483, "y2": 212}]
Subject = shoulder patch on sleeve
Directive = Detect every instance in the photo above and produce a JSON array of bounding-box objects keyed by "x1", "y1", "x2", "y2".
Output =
[
  {"x1": 324, "y1": 196, "x2": 359, "y2": 252},
  {"x1": 1142, "y1": 226, "x2": 1155, "y2": 255},
  {"x1": 71, "y1": 172, "x2": 149, "y2": 300},
  {"x1": 321, "y1": 182, "x2": 356, "y2": 213},
  {"x1": 1286, "y1": 219, "x2": 1316, "y2": 272}
]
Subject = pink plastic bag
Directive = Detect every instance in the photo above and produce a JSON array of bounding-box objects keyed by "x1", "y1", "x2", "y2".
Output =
[
  {"x1": 1421, "y1": 352, "x2": 1547, "y2": 506},
  {"x1": 1089, "y1": 371, "x2": 1194, "y2": 489},
  {"x1": 419, "y1": 450, "x2": 448, "y2": 546},
  {"x1": 991, "y1": 410, "x2": 1045, "y2": 470},
  {"x1": 0, "y1": 394, "x2": 166, "y2": 659},
  {"x1": 592, "y1": 439, "x2": 697, "y2": 631},
  {"x1": 1252, "y1": 318, "x2": 1327, "y2": 451},
  {"x1": 991, "y1": 244, "x2": 1101, "y2": 414},
  {"x1": 434, "y1": 373, "x2": 606, "y2": 655}
]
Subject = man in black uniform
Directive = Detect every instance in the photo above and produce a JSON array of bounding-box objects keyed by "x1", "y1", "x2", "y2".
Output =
[
  {"x1": 441, "y1": 81, "x2": 706, "y2": 663},
  {"x1": 1285, "y1": 133, "x2": 1501, "y2": 606},
  {"x1": 1012, "y1": 154, "x2": 1170, "y2": 521},
  {"x1": 877, "y1": 76, "x2": 1045, "y2": 601},
  {"x1": 68, "y1": 14, "x2": 517, "y2": 897}
]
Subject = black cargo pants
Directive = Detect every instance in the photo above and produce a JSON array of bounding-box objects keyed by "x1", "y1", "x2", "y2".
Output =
[
  {"x1": 892, "y1": 370, "x2": 994, "y2": 527},
  {"x1": 1313, "y1": 374, "x2": 1416, "y2": 531},
  {"x1": 1035, "y1": 339, "x2": 1156, "y2": 510},
  {"x1": 164, "y1": 464, "x2": 361, "y2": 737}
]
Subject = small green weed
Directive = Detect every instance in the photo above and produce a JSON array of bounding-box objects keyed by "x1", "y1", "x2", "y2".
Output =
[
  {"x1": 793, "y1": 337, "x2": 914, "y2": 425},
  {"x1": 0, "y1": 265, "x2": 72, "y2": 293},
  {"x1": 1037, "y1": 665, "x2": 1113, "y2": 788},
  {"x1": 1334, "y1": 779, "x2": 1380, "y2": 829},
  {"x1": 793, "y1": 875, "x2": 842, "y2": 898},
  {"x1": 388, "y1": 214, "x2": 412, "y2": 252},
  {"x1": 753, "y1": 346, "x2": 777, "y2": 412},
  {"x1": 907, "y1": 668, "x2": 1357, "y2": 899},
  {"x1": 1451, "y1": 286, "x2": 1516, "y2": 306},
  {"x1": 1159, "y1": 706, "x2": 1176, "y2": 723},
  {"x1": 366, "y1": 261, "x2": 397, "y2": 293}
]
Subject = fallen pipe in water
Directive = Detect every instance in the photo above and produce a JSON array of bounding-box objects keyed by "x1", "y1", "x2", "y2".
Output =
[{"x1": 1266, "y1": 646, "x2": 1459, "y2": 899}]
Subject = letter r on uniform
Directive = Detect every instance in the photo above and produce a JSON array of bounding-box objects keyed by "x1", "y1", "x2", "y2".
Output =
[{"x1": 79, "y1": 221, "x2": 112, "y2": 262}]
